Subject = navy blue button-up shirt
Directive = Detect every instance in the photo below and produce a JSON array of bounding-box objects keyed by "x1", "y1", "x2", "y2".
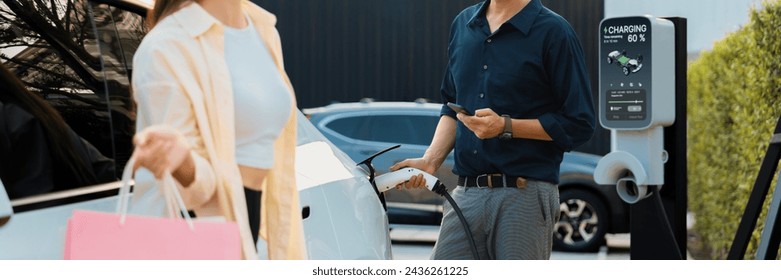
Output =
[{"x1": 440, "y1": 0, "x2": 595, "y2": 184}]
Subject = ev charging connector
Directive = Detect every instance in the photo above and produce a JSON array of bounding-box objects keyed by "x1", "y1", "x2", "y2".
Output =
[
  {"x1": 374, "y1": 167, "x2": 480, "y2": 259},
  {"x1": 594, "y1": 16, "x2": 675, "y2": 204}
]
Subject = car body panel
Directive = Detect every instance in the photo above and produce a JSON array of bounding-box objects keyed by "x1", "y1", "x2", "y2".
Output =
[
  {"x1": 0, "y1": 191, "x2": 119, "y2": 259},
  {"x1": 292, "y1": 120, "x2": 393, "y2": 259},
  {"x1": 299, "y1": 178, "x2": 392, "y2": 259},
  {"x1": 295, "y1": 177, "x2": 392, "y2": 260},
  {"x1": 0, "y1": 181, "x2": 11, "y2": 223}
]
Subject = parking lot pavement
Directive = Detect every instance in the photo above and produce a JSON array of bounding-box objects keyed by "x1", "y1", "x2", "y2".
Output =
[{"x1": 390, "y1": 224, "x2": 631, "y2": 260}]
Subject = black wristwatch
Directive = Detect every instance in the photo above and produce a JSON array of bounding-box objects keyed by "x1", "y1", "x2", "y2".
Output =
[{"x1": 499, "y1": 114, "x2": 513, "y2": 140}]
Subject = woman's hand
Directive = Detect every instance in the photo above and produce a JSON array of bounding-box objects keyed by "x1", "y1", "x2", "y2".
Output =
[{"x1": 133, "y1": 125, "x2": 194, "y2": 184}]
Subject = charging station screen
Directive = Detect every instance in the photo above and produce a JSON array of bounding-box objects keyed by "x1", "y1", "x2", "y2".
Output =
[
  {"x1": 606, "y1": 89, "x2": 647, "y2": 120},
  {"x1": 600, "y1": 17, "x2": 653, "y2": 128}
]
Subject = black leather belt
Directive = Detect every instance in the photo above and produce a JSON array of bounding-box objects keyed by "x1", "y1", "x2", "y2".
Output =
[{"x1": 458, "y1": 174, "x2": 527, "y2": 188}]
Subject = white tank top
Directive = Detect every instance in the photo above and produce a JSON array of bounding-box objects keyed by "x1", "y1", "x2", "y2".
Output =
[{"x1": 224, "y1": 18, "x2": 292, "y2": 169}]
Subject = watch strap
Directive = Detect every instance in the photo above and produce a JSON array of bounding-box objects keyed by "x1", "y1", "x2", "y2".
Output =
[{"x1": 501, "y1": 114, "x2": 512, "y2": 139}]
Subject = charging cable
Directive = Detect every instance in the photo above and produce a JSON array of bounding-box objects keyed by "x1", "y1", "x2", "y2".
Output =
[
  {"x1": 375, "y1": 168, "x2": 480, "y2": 259},
  {"x1": 430, "y1": 182, "x2": 480, "y2": 259}
]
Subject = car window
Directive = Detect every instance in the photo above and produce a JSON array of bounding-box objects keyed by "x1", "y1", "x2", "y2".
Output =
[
  {"x1": 324, "y1": 115, "x2": 371, "y2": 141},
  {"x1": 1, "y1": 0, "x2": 111, "y2": 154},
  {"x1": 366, "y1": 115, "x2": 438, "y2": 146},
  {"x1": 405, "y1": 115, "x2": 439, "y2": 145},
  {"x1": 0, "y1": 0, "x2": 143, "y2": 211},
  {"x1": 88, "y1": 2, "x2": 146, "y2": 171}
]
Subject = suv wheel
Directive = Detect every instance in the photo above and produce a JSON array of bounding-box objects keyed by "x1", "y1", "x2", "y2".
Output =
[{"x1": 553, "y1": 189, "x2": 608, "y2": 252}]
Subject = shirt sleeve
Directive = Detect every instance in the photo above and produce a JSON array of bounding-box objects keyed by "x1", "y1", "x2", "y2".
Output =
[
  {"x1": 439, "y1": 67, "x2": 458, "y2": 119},
  {"x1": 440, "y1": 20, "x2": 459, "y2": 120},
  {"x1": 539, "y1": 24, "x2": 596, "y2": 152},
  {"x1": 131, "y1": 41, "x2": 217, "y2": 209}
]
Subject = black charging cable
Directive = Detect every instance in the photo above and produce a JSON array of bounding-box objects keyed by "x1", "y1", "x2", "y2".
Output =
[
  {"x1": 431, "y1": 182, "x2": 480, "y2": 260},
  {"x1": 651, "y1": 186, "x2": 685, "y2": 260}
]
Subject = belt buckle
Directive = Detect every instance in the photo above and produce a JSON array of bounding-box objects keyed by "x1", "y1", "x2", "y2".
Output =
[
  {"x1": 476, "y1": 174, "x2": 491, "y2": 188},
  {"x1": 490, "y1": 174, "x2": 507, "y2": 188}
]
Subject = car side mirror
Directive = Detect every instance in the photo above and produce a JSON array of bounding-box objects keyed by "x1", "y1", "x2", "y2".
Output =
[{"x1": 0, "y1": 179, "x2": 12, "y2": 227}]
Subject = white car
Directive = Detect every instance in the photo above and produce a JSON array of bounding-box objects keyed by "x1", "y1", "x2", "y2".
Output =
[{"x1": 0, "y1": 0, "x2": 391, "y2": 259}]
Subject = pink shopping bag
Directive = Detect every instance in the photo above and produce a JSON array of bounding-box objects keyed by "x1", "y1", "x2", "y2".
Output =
[
  {"x1": 63, "y1": 157, "x2": 241, "y2": 260},
  {"x1": 63, "y1": 210, "x2": 241, "y2": 260}
]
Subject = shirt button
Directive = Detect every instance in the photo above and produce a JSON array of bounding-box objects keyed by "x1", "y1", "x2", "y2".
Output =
[
  {"x1": 473, "y1": 150, "x2": 478, "y2": 154},
  {"x1": 479, "y1": 93, "x2": 484, "y2": 98},
  {"x1": 487, "y1": 39, "x2": 492, "y2": 43},
  {"x1": 483, "y1": 65, "x2": 488, "y2": 70}
]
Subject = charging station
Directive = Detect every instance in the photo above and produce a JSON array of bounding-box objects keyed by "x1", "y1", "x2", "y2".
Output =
[{"x1": 594, "y1": 16, "x2": 688, "y2": 259}]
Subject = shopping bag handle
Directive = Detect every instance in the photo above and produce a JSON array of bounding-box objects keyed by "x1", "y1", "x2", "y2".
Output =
[{"x1": 116, "y1": 156, "x2": 194, "y2": 230}]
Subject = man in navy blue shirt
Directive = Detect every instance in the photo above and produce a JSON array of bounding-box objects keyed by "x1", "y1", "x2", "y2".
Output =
[{"x1": 391, "y1": 0, "x2": 595, "y2": 259}]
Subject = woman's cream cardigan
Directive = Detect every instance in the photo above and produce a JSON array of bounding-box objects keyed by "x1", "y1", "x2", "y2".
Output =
[{"x1": 131, "y1": 1, "x2": 306, "y2": 260}]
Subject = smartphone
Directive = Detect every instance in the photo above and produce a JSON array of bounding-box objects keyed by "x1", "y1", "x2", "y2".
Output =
[{"x1": 447, "y1": 102, "x2": 472, "y2": 116}]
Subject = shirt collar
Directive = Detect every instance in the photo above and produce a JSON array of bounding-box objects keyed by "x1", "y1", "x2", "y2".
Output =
[
  {"x1": 467, "y1": 0, "x2": 542, "y2": 35},
  {"x1": 172, "y1": 1, "x2": 277, "y2": 38}
]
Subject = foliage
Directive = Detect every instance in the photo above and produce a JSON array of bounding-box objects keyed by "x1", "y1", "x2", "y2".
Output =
[{"x1": 688, "y1": 0, "x2": 781, "y2": 259}]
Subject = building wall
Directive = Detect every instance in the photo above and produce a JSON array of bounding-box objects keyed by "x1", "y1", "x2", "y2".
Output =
[{"x1": 254, "y1": 0, "x2": 608, "y2": 155}]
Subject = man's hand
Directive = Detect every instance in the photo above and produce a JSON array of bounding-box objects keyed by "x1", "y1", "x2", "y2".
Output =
[
  {"x1": 457, "y1": 108, "x2": 504, "y2": 139},
  {"x1": 389, "y1": 157, "x2": 437, "y2": 189},
  {"x1": 387, "y1": 115, "x2": 457, "y2": 189}
]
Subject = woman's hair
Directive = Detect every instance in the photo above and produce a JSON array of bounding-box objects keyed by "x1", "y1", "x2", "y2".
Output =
[
  {"x1": 148, "y1": 0, "x2": 191, "y2": 27},
  {"x1": 0, "y1": 64, "x2": 98, "y2": 186}
]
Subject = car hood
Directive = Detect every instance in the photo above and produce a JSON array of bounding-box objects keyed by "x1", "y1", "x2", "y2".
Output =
[{"x1": 295, "y1": 111, "x2": 366, "y2": 191}]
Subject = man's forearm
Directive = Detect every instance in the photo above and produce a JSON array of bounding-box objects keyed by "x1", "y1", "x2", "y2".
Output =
[{"x1": 423, "y1": 115, "x2": 457, "y2": 170}]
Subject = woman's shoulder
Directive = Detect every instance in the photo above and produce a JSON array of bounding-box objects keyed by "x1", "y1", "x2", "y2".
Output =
[
  {"x1": 243, "y1": 1, "x2": 277, "y2": 26},
  {"x1": 134, "y1": 18, "x2": 197, "y2": 68},
  {"x1": 139, "y1": 18, "x2": 191, "y2": 49}
]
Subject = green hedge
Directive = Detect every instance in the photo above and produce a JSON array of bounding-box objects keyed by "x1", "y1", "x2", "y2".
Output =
[{"x1": 688, "y1": 0, "x2": 781, "y2": 259}]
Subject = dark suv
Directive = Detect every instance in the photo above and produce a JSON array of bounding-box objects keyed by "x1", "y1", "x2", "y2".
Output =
[{"x1": 305, "y1": 101, "x2": 630, "y2": 252}]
